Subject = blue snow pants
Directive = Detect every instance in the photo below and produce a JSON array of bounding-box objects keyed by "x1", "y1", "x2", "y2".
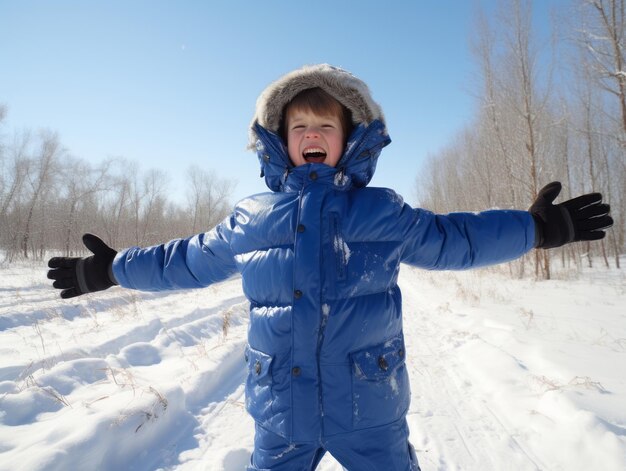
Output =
[{"x1": 246, "y1": 418, "x2": 421, "y2": 471}]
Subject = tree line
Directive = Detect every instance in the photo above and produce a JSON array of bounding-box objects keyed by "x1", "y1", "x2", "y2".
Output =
[
  {"x1": 0, "y1": 110, "x2": 234, "y2": 262},
  {"x1": 415, "y1": 0, "x2": 625, "y2": 278}
]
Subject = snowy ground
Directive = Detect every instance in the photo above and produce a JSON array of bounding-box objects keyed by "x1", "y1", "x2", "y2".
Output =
[{"x1": 0, "y1": 259, "x2": 625, "y2": 471}]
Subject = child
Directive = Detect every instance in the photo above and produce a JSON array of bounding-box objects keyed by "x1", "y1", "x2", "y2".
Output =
[{"x1": 48, "y1": 64, "x2": 612, "y2": 471}]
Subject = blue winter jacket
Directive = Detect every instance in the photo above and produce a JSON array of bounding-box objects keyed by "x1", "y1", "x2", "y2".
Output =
[{"x1": 112, "y1": 121, "x2": 536, "y2": 443}]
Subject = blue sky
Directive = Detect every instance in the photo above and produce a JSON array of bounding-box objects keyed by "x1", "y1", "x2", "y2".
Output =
[{"x1": 0, "y1": 0, "x2": 566, "y2": 205}]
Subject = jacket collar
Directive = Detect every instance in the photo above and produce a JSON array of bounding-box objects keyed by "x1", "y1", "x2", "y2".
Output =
[{"x1": 254, "y1": 120, "x2": 391, "y2": 192}]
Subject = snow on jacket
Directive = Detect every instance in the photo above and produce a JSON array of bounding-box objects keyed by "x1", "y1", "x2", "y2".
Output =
[{"x1": 112, "y1": 64, "x2": 536, "y2": 443}]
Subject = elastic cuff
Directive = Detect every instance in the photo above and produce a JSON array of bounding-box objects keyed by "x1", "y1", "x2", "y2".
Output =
[
  {"x1": 107, "y1": 262, "x2": 119, "y2": 285},
  {"x1": 531, "y1": 214, "x2": 544, "y2": 248}
]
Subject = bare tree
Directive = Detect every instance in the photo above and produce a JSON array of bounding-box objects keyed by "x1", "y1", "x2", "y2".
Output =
[
  {"x1": 0, "y1": 134, "x2": 29, "y2": 233},
  {"x1": 58, "y1": 157, "x2": 113, "y2": 256},
  {"x1": 579, "y1": 0, "x2": 626, "y2": 143},
  {"x1": 20, "y1": 131, "x2": 60, "y2": 259},
  {"x1": 186, "y1": 165, "x2": 234, "y2": 234},
  {"x1": 471, "y1": 7, "x2": 519, "y2": 208},
  {"x1": 94, "y1": 159, "x2": 132, "y2": 249},
  {"x1": 572, "y1": 0, "x2": 625, "y2": 267},
  {"x1": 472, "y1": 0, "x2": 558, "y2": 278},
  {"x1": 138, "y1": 168, "x2": 169, "y2": 245}
]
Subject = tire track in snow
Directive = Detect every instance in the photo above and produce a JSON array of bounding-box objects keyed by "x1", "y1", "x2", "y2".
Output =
[
  {"x1": 399, "y1": 269, "x2": 545, "y2": 471},
  {"x1": 169, "y1": 310, "x2": 252, "y2": 471}
]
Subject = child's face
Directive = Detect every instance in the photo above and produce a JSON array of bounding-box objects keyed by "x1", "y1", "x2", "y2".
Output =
[{"x1": 286, "y1": 108, "x2": 345, "y2": 168}]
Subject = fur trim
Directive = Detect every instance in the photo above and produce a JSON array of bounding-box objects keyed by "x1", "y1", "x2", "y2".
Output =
[{"x1": 249, "y1": 64, "x2": 385, "y2": 148}]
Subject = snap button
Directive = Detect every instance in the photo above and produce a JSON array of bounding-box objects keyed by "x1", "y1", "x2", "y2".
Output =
[
  {"x1": 263, "y1": 154, "x2": 270, "y2": 162},
  {"x1": 292, "y1": 366, "x2": 301, "y2": 376},
  {"x1": 294, "y1": 290, "x2": 303, "y2": 299},
  {"x1": 398, "y1": 349, "x2": 404, "y2": 358},
  {"x1": 378, "y1": 356, "x2": 388, "y2": 371},
  {"x1": 297, "y1": 224, "x2": 305, "y2": 233},
  {"x1": 255, "y1": 361, "x2": 261, "y2": 375},
  {"x1": 309, "y1": 171, "x2": 318, "y2": 181}
]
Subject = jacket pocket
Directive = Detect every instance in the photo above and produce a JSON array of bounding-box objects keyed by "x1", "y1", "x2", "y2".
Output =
[
  {"x1": 350, "y1": 334, "x2": 410, "y2": 429},
  {"x1": 244, "y1": 345, "x2": 275, "y2": 425}
]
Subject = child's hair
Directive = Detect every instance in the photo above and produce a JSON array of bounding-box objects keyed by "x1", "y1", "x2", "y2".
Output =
[{"x1": 279, "y1": 87, "x2": 354, "y2": 145}]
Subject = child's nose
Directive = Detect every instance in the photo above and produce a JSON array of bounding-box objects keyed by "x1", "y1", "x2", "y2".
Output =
[{"x1": 305, "y1": 127, "x2": 320, "y2": 138}]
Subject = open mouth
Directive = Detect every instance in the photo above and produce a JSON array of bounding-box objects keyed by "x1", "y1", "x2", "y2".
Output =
[{"x1": 303, "y1": 147, "x2": 327, "y2": 163}]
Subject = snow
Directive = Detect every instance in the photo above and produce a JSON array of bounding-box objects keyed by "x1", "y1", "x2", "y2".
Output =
[
  {"x1": 1, "y1": 259, "x2": 625, "y2": 470},
  {"x1": 333, "y1": 235, "x2": 351, "y2": 265},
  {"x1": 333, "y1": 170, "x2": 349, "y2": 187}
]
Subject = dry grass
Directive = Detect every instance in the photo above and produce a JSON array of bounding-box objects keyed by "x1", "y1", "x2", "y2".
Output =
[{"x1": 533, "y1": 375, "x2": 608, "y2": 394}]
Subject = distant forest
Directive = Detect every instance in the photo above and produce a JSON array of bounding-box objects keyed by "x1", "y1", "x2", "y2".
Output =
[
  {"x1": 0, "y1": 115, "x2": 234, "y2": 262},
  {"x1": 415, "y1": 0, "x2": 624, "y2": 278}
]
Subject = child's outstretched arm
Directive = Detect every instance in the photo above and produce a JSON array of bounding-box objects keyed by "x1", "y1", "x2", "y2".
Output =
[
  {"x1": 48, "y1": 216, "x2": 238, "y2": 298},
  {"x1": 398, "y1": 182, "x2": 613, "y2": 270},
  {"x1": 47, "y1": 233, "x2": 118, "y2": 298},
  {"x1": 529, "y1": 181, "x2": 613, "y2": 249},
  {"x1": 112, "y1": 224, "x2": 237, "y2": 291}
]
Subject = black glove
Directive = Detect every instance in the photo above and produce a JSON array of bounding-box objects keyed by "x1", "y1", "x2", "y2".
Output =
[
  {"x1": 47, "y1": 233, "x2": 118, "y2": 298},
  {"x1": 529, "y1": 181, "x2": 613, "y2": 249}
]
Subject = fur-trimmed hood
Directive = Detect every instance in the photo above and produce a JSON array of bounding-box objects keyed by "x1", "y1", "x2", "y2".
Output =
[
  {"x1": 249, "y1": 64, "x2": 391, "y2": 192},
  {"x1": 249, "y1": 64, "x2": 386, "y2": 148}
]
